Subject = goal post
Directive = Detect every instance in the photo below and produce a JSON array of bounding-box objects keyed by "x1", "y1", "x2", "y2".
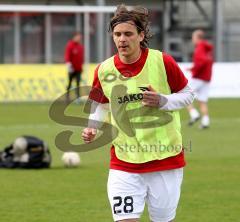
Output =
[
  {"x1": 0, "y1": 4, "x2": 116, "y2": 13},
  {"x1": 0, "y1": 4, "x2": 116, "y2": 65}
]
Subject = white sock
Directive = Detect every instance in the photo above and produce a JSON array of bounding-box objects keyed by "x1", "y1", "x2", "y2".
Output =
[
  {"x1": 201, "y1": 115, "x2": 210, "y2": 126},
  {"x1": 190, "y1": 108, "x2": 200, "y2": 120}
]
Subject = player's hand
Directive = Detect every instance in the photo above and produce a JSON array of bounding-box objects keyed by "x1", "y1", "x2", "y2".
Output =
[
  {"x1": 142, "y1": 85, "x2": 161, "y2": 107},
  {"x1": 82, "y1": 128, "x2": 97, "y2": 143},
  {"x1": 66, "y1": 62, "x2": 74, "y2": 73}
]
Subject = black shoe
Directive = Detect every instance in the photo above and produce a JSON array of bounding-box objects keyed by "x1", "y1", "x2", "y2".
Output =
[
  {"x1": 199, "y1": 124, "x2": 209, "y2": 129},
  {"x1": 188, "y1": 116, "x2": 200, "y2": 126}
]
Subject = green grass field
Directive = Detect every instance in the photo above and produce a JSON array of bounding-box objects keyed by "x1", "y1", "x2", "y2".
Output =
[{"x1": 0, "y1": 99, "x2": 239, "y2": 222}]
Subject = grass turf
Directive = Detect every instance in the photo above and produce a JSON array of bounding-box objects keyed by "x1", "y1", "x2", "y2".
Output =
[{"x1": 0, "y1": 99, "x2": 239, "y2": 221}]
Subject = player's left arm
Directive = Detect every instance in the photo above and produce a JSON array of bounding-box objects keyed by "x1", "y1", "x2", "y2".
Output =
[
  {"x1": 65, "y1": 42, "x2": 74, "y2": 73},
  {"x1": 142, "y1": 53, "x2": 195, "y2": 110},
  {"x1": 142, "y1": 85, "x2": 194, "y2": 110}
]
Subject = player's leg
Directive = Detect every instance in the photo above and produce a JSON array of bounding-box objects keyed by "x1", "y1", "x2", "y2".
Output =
[
  {"x1": 75, "y1": 72, "x2": 81, "y2": 99},
  {"x1": 198, "y1": 101, "x2": 210, "y2": 128},
  {"x1": 197, "y1": 82, "x2": 210, "y2": 128},
  {"x1": 199, "y1": 101, "x2": 208, "y2": 115},
  {"x1": 145, "y1": 168, "x2": 184, "y2": 222},
  {"x1": 187, "y1": 104, "x2": 200, "y2": 125},
  {"x1": 187, "y1": 78, "x2": 201, "y2": 125},
  {"x1": 107, "y1": 169, "x2": 147, "y2": 222},
  {"x1": 66, "y1": 72, "x2": 74, "y2": 101}
]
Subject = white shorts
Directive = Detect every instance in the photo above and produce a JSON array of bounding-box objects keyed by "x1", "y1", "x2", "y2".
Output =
[
  {"x1": 190, "y1": 78, "x2": 210, "y2": 102},
  {"x1": 107, "y1": 168, "x2": 183, "y2": 222}
]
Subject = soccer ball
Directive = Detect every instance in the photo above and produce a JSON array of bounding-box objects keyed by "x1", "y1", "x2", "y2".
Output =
[
  {"x1": 62, "y1": 152, "x2": 81, "y2": 167},
  {"x1": 13, "y1": 137, "x2": 28, "y2": 155}
]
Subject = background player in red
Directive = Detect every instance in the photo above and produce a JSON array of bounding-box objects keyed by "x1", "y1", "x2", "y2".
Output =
[
  {"x1": 64, "y1": 32, "x2": 84, "y2": 102},
  {"x1": 187, "y1": 29, "x2": 214, "y2": 128},
  {"x1": 82, "y1": 5, "x2": 195, "y2": 222}
]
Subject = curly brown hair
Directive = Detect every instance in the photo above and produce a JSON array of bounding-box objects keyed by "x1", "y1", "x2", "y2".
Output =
[{"x1": 109, "y1": 4, "x2": 152, "y2": 48}]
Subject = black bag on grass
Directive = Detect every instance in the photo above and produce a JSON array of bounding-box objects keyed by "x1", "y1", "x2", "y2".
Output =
[{"x1": 0, "y1": 136, "x2": 51, "y2": 169}]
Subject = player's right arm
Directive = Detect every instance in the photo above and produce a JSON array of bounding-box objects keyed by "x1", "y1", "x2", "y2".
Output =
[
  {"x1": 82, "y1": 65, "x2": 109, "y2": 144},
  {"x1": 82, "y1": 128, "x2": 97, "y2": 143}
]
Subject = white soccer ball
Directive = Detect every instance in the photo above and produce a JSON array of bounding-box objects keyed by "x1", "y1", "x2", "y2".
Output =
[
  {"x1": 62, "y1": 152, "x2": 81, "y2": 167},
  {"x1": 13, "y1": 137, "x2": 28, "y2": 155}
]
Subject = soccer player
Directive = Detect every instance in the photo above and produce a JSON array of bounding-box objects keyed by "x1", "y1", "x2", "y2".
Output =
[
  {"x1": 187, "y1": 29, "x2": 214, "y2": 129},
  {"x1": 82, "y1": 5, "x2": 194, "y2": 222},
  {"x1": 64, "y1": 32, "x2": 84, "y2": 102}
]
